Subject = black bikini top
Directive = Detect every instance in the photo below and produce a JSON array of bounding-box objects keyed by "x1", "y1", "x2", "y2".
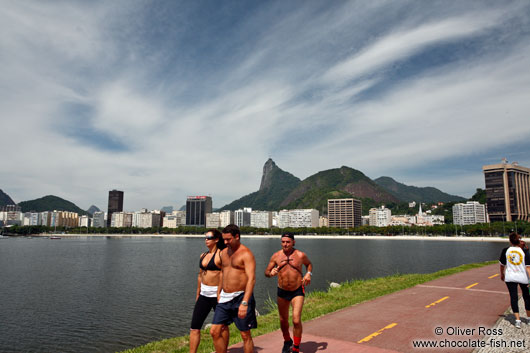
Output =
[
  {"x1": 277, "y1": 248, "x2": 302, "y2": 275},
  {"x1": 200, "y1": 249, "x2": 222, "y2": 272}
]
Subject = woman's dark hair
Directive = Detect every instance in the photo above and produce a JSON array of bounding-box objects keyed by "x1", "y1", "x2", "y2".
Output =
[
  {"x1": 509, "y1": 232, "x2": 520, "y2": 246},
  {"x1": 207, "y1": 228, "x2": 226, "y2": 250}
]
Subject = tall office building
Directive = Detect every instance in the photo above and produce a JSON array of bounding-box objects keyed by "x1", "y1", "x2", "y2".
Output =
[
  {"x1": 107, "y1": 190, "x2": 124, "y2": 227},
  {"x1": 483, "y1": 160, "x2": 530, "y2": 222},
  {"x1": 328, "y1": 198, "x2": 362, "y2": 228},
  {"x1": 186, "y1": 196, "x2": 212, "y2": 226}
]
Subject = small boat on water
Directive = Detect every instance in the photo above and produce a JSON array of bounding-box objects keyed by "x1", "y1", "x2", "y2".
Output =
[{"x1": 50, "y1": 236, "x2": 61, "y2": 240}]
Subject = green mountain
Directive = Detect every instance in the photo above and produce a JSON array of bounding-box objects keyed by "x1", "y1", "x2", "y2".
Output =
[
  {"x1": 0, "y1": 189, "x2": 16, "y2": 207},
  {"x1": 220, "y1": 159, "x2": 301, "y2": 211},
  {"x1": 19, "y1": 195, "x2": 90, "y2": 216},
  {"x1": 374, "y1": 176, "x2": 466, "y2": 203},
  {"x1": 281, "y1": 166, "x2": 399, "y2": 214}
]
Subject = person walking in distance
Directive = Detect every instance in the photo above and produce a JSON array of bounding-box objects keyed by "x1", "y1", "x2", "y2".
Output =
[
  {"x1": 499, "y1": 232, "x2": 530, "y2": 329},
  {"x1": 210, "y1": 224, "x2": 257, "y2": 353},
  {"x1": 189, "y1": 229, "x2": 227, "y2": 353},
  {"x1": 265, "y1": 233, "x2": 313, "y2": 353}
]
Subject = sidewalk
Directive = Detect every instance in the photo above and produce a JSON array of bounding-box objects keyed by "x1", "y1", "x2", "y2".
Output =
[{"x1": 227, "y1": 264, "x2": 528, "y2": 352}]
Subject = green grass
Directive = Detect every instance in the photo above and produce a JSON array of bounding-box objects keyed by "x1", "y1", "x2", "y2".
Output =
[{"x1": 120, "y1": 261, "x2": 495, "y2": 353}]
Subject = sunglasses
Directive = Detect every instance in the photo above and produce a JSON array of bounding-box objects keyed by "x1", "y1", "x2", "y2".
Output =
[{"x1": 205, "y1": 236, "x2": 216, "y2": 240}]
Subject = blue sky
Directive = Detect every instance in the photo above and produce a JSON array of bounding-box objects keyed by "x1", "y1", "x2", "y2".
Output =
[{"x1": 1, "y1": 0, "x2": 529, "y2": 211}]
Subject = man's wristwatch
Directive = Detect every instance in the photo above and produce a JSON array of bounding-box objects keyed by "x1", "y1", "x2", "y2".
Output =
[{"x1": 241, "y1": 301, "x2": 248, "y2": 306}]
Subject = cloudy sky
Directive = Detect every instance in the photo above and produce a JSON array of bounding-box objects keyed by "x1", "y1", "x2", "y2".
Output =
[{"x1": 1, "y1": 0, "x2": 529, "y2": 211}]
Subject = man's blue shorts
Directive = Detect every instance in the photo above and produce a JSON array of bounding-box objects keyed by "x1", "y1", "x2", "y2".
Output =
[{"x1": 212, "y1": 292, "x2": 257, "y2": 331}]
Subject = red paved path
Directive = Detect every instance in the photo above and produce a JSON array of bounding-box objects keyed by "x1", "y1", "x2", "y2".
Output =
[{"x1": 227, "y1": 264, "x2": 508, "y2": 352}]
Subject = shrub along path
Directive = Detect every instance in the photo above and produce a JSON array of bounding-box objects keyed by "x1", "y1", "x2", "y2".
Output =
[{"x1": 227, "y1": 263, "x2": 512, "y2": 352}]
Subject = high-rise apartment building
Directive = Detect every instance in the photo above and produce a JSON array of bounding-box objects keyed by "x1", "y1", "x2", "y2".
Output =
[
  {"x1": 483, "y1": 160, "x2": 530, "y2": 222},
  {"x1": 92, "y1": 211, "x2": 105, "y2": 228},
  {"x1": 219, "y1": 210, "x2": 234, "y2": 228},
  {"x1": 107, "y1": 190, "x2": 124, "y2": 227},
  {"x1": 234, "y1": 208, "x2": 252, "y2": 227},
  {"x1": 186, "y1": 196, "x2": 212, "y2": 226},
  {"x1": 369, "y1": 206, "x2": 391, "y2": 227},
  {"x1": 328, "y1": 198, "x2": 362, "y2": 228},
  {"x1": 452, "y1": 201, "x2": 487, "y2": 225},
  {"x1": 206, "y1": 212, "x2": 221, "y2": 228},
  {"x1": 251, "y1": 210, "x2": 272, "y2": 228}
]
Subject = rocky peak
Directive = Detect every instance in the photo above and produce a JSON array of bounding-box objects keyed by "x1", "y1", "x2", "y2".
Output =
[{"x1": 259, "y1": 158, "x2": 277, "y2": 191}]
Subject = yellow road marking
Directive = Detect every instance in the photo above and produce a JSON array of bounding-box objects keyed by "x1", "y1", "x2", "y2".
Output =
[
  {"x1": 488, "y1": 274, "x2": 499, "y2": 279},
  {"x1": 425, "y1": 296, "x2": 449, "y2": 308},
  {"x1": 358, "y1": 323, "x2": 398, "y2": 343},
  {"x1": 465, "y1": 282, "x2": 479, "y2": 289}
]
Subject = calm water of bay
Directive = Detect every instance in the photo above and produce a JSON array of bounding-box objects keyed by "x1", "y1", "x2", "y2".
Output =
[{"x1": 0, "y1": 236, "x2": 506, "y2": 353}]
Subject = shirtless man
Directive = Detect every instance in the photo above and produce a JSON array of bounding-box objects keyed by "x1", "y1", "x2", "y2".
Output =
[
  {"x1": 265, "y1": 233, "x2": 312, "y2": 353},
  {"x1": 210, "y1": 224, "x2": 257, "y2": 353}
]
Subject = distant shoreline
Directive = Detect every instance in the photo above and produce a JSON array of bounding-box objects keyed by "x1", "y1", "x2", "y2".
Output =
[{"x1": 28, "y1": 233, "x2": 513, "y2": 242}]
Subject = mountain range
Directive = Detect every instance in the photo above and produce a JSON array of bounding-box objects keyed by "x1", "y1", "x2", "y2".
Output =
[
  {"x1": 2, "y1": 159, "x2": 466, "y2": 217},
  {"x1": 221, "y1": 159, "x2": 465, "y2": 213}
]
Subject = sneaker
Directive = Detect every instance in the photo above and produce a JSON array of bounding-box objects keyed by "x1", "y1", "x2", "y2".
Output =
[
  {"x1": 515, "y1": 320, "x2": 521, "y2": 329},
  {"x1": 282, "y1": 339, "x2": 293, "y2": 353}
]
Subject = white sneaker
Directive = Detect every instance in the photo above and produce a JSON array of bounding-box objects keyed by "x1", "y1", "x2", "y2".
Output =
[{"x1": 515, "y1": 320, "x2": 521, "y2": 329}]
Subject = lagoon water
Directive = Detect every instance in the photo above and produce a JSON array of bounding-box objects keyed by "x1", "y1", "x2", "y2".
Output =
[{"x1": 0, "y1": 236, "x2": 507, "y2": 353}]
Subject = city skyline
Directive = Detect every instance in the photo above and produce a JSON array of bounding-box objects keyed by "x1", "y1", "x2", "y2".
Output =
[{"x1": 2, "y1": 1, "x2": 530, "y2": 210}]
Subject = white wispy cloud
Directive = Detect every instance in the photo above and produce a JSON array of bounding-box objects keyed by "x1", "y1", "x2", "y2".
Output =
[{"x1": 1, "y1": 0, "x2": 529, "y2": 210}]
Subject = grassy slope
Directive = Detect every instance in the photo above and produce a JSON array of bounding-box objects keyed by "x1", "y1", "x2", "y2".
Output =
[{"x1": 121, "y1": 261, "x2": 495, "y2": 353}]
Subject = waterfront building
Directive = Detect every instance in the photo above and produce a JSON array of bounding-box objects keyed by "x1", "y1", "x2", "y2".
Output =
[
  {"x1": 483, "y1": 160, "x2": 530, "y2": 222},
  {"x1": 389, "y1": 215, "x2": 411, "y2": 226},
  {"x1": 319, "y1": 216, "x2": 329, "y2": 227},
  {"x1": 79, "y1": 215, "x2": 91, "y2": 227},
  {"x1": 40, "y1": 211, "x2": 50, "y2": 226},
  {"x1": 278, "y1": 210, "x2": 290, "y2": 228},
  {"x1": 92, "y1": 211, "x2": 105, "y2": 228},
  {"x1": 327, "y1": 198, "x2": 362, "y2": 228},
  {"x1": 453, "y1": 201, "x2": 487, "y2": 225},
  {"x1": 219, "y1": 210, "x2": 233, "y2": 228},
  {"x1": 111, "y1": 212, "x2": 132, "y2": 228},
  {"x1": 369, "y1": 206, "x2": 391, "y2": 227},
  {"x1": 132, "y1": 209, "x2": 161, "y2": 228},
  {"x1": 251, "y1": 210, "x2": 272, "y2": 228},
  {"x1": 234, "y1": 208, "x2": 252, "y2": 227},
  {"x1": 288, "y1": 209, "x2": 319, "y2": 228},
  {"x1": 276, "y1": 209, "x2": 319, "y2": 228},
  {"x1": 206, "y1": 212, "x2": 221, "y2": 228},
  {"x1": 27, "y1": 212, "x2": 40, "y2": 226},
  {"x1": 107, "y1": 190, "x2": 124, "y2": 227},
  {"x1": 186, "y1": 196, "x2": 212, "y2": 226}
]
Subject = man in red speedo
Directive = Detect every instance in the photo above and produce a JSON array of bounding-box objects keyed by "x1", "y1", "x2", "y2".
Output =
[{"x1": 265, "y1": 233, "x2": 313, "y2": 353}]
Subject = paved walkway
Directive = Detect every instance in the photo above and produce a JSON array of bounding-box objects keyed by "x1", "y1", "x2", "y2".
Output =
[{"x1": 227, "y1": 264, "x2": 529, "y2": 352}]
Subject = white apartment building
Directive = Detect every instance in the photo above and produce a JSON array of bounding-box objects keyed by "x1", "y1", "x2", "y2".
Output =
[
  {"x1": 278, "y1": 210, "x2": 290, "y2": 228},
  {"x1": 369, "y1": 206, "x2": 391, "y2": 227},
  {"x1": 453, "y1": 201, "x2": 487, "y2": 225},
  {"x1": 251, "y1": 211, "x2": 272, "y2": 228},
  {"x1": 234, "y1": 208, "x2": 252, "y2": 227},
  {"x1": 92, "y1": 211, "x2": 105, "y2": 228},
  {"x1": 111, "y1": 212, "x2": 133, "y2": 227},
  {"x1": 132, "y1": 210, "x2": 161, "y2": 228},
  {"x1": 219, "y1": 210, "x2": 233, "y2": 228},
  {"x1": 79, "y1": 215, "x2": 91, "y2": 227},
  {"x1": 206, "y1": 212, "x2": 221, "y2": 228},
  {"x1": 319, "y1": 216, "x2": 329, "y2": 227},
  {"x1": 163, "y1": 210, "x2": 187, "y2": 228},
  {"x1": 277, "y1": 209, "x2": 319, "y2": 228}
]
